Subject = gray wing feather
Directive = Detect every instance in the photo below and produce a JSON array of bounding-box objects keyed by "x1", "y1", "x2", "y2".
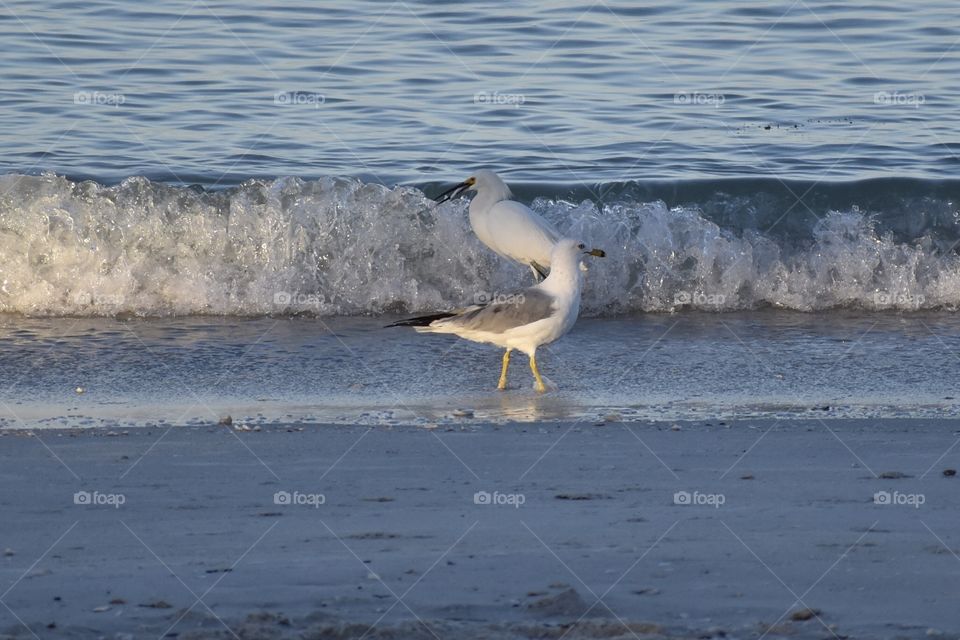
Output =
[{"x1": 441, "y1": 289, "x2": 555, "y2": 334}]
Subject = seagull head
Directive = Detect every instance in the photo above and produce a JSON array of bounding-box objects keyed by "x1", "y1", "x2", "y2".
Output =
[
  {"x1": 433, "y1": 169, "x2": 512, "y2": 205},
  {"x1": 551, "y1": 238, "x2": 606, "y2": 271}
]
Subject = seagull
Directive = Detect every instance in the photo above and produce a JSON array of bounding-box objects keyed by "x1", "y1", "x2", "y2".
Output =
[
  {"x1": 387, "y1": 238, "x2": 605, "y2": 392},
  {"x1": 433, "y1": 169, "x2": 561, "y2": 281}
]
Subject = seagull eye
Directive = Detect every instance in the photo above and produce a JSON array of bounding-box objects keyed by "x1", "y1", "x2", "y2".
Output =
[{"x1": 577, "y1": 243, "x2": 585, "y2": 250}]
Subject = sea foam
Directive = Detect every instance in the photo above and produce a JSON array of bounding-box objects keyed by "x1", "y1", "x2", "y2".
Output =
[{"x1": 1, "y1": 172, "x2": 958, "y2": 316}]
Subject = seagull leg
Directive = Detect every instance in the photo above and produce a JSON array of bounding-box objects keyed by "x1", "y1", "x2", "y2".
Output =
[
  {"x1": 528, "y1": 352, "x2": 547, "y2": 393},
  {"x1": 498, "y1": 349, "x2": 512, "y2": 390}
]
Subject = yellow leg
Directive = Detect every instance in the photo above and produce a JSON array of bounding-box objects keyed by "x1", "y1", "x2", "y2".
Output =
[
  {"x1": 529, "y1": 352, "x2": 546, "y2": 393},
  {"x1": 497, "y1": 349, "x2": 512, "y2": 390}
]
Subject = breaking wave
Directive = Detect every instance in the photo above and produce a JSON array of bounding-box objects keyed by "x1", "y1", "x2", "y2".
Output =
[{"x1": 2, "y1": 172, "x2": 960, "y2": 316}]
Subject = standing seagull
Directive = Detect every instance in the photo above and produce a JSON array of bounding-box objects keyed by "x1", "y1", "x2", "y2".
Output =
[
  {"x1": 434, "y1": 169, "x2": 561, "y2": 281},
  {"x1": 387, "y1": 238, "x2": 605, "y2": 392}
]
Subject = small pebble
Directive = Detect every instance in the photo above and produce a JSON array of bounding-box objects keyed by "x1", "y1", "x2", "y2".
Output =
[
  {"x1": 879, "y1": 471, "x2": 910, "y2": 479},
  {"x1": 75, "y1": 387, "x2": 84, "y2": 394},
  {"x1": 92, "y1": 605, "x2": 111, "y2": 613},
  {"x1": 670, "y1": 424, "x2": 681, "y2": 431},
  {"x1": 451, "y1": 409, "x2": 474, "y2": 418},
  {"x1": 943, "y1": 469, "x2": 956, "y2": 477},
  {"x1": 218, "y1": 416, "x2": 233, "y2": 426},
  {"x1": 138, "y1": 600, "x2": 172, "y2": 609},
  {"x1": 789, "y1": 607, "x2": 819, "y2": 621}
]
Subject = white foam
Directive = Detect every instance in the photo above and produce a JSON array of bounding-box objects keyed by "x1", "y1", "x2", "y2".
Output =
[{"x1": 0, "y1": 172, "x2": 957, "y2": 316}]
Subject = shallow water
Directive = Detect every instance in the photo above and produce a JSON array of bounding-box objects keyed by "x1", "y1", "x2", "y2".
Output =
[{"x1": 3, "y1": 311, "x2": 959, "y2": 429}]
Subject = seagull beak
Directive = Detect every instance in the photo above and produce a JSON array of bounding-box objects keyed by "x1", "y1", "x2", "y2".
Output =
[
  {"x1": 586, "y1": 248, "x2": 606, "y2": 257},
  {"x1": 433, "y1": 179, "x2": 474, "y2": 205}
]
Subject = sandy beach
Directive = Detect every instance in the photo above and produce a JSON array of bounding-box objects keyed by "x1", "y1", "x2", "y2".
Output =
[{"x1": 2, "y1": 419, "x2": 957, "y2": 639}]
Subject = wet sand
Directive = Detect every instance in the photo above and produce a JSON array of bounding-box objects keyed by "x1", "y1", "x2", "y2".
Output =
[{"x1": 1, "y1": 419, "x2": 958, "y2": 639}]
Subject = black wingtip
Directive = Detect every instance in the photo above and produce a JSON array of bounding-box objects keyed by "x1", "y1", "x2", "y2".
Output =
[
  {"x1": 531, "y1": 261, "x2": 549, "y2": 281},
  {"x1": 385, "y1": 312, "x2": 458, "y2": 328}
]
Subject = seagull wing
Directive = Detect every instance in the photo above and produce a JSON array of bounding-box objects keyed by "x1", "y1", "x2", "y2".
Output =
[{"x1": 431, "y1": 288, "x2": 556, "y2": 334}]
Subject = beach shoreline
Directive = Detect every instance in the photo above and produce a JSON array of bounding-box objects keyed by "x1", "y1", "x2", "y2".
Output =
[{"x1": 1, "y1": 419, "x2": 957, "y2": 639}]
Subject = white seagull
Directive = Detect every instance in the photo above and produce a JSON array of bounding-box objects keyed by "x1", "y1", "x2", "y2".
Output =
[
  {"x1": 388, "y1": 238, "x2": 605, "y2": 393},
  {"x1": 434, "y1": 169, "x2": 561, "y2": 281}
]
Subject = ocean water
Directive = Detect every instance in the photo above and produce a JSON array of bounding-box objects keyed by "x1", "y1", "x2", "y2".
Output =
[
  {"x1": 3, "y1": 173, "x2": 960, "y2": 316},
  {"x1": 1, "y1": 1, "x2": 957, "y2": 183},
  {"x1": 2, "y1": 1, "x2": 960, "y2": 425}
]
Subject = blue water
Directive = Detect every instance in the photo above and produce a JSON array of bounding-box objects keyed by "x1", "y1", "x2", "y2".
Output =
[{"x1": 1, "y1": 0, "x2": 957, "y2": 184}]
